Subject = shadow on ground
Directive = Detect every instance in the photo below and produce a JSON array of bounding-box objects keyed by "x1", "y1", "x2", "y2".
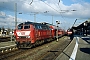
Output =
[
  {"x1": 81, "y1": 37, "x2": 90, "y2": 44},
  {"x1": 80, "y1": 48, "x2": 90, "y2": 54}
]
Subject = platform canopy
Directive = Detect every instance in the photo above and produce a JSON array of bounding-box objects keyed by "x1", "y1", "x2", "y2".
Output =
[{"x1": 72, "y1": 19, "x2": 90, "y2": 30}]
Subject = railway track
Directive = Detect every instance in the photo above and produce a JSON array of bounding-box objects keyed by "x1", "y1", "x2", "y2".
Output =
[
  {"x1": 0, "y1": 35, "x2": 15, "y2": 42},
  {"x1": 0, "y1": 37, "x2": 12, "y2": 42},
  {"x1": 0, "y1": 48, "x2": 27, "y2": 60},
  {"x1": 0, "y1": 36, "x2": 71, "y2": 60}
]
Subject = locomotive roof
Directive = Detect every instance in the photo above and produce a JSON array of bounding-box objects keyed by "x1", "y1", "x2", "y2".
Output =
[
  {"x1": 18, "y1": 22, "x2": 48, "y2": 26},
  {"x1": 40, "y1": 22, "x2": 55, "y2": 26}
]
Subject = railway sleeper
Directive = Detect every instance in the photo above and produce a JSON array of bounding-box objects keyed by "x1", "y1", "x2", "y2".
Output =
[{"x1": 0, "y1": 47, "x2": 18, "y2": 54}]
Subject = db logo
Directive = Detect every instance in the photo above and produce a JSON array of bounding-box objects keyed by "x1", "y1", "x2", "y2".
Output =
[{"x1": 21, "y1": 32, "x2": 25, "y2": 35}]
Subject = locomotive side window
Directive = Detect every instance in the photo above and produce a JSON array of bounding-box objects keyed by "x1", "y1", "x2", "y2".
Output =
[
  {"x1": 46, "y1": 26, "x2": 50, "y2": 30},
  {"x1": 35, "y1": 25, "x2": 38, "y2": 29},
  {"x1": 35, "y1": 24, "x2": 43, "y2": 29},
  {"x1": 41, "y1": 25, "x2": 48, "y2": 30},
  {"x1": 45, "y1": 25, "x2": 46, "y2": 30},
  {"x1": 39, "y1": 26, "x2": 42, "y2": 29},
  {"x1": 38, "y1": 25, "x2": 40, "y2": 29},
  {"x1": 41, "y1": 25, "x2": 44, "y2": 30},
  {"x1": 24, "y1": 25, "x2": 30, "y2": 29},
  {"x1": 18, "y1": 25, "x2": 23, "y2": 29}
]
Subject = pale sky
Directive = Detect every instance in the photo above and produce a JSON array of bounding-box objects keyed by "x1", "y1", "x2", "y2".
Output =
[{"x1": 0, "y1": 0, "x2": 90, "y2": 30}]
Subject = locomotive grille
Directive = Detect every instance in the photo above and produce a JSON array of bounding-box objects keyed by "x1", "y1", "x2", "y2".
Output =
[
  {"x1": 19, "y1": 36, "x2": 30, "y2": 38},
  {"x1": 20, "y1": 36, "x2": 26, "y2": 38}
]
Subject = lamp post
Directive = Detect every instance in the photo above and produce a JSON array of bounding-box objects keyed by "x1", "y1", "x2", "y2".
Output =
[
  {"x1": 56, "y1": 20, "x2": 60, "y2": 42},
  {"x1": 15, "y1": 3, "x2": 17, "y2": 29},
  {"x1": 30, "y1": 12, "x2": 39, "y2": 22},
  {"x1": 44, "y1": 11, "x2": 54, "y2": 24},
  {"x1": 19, "y1": 12, "x2": 38, "y2": 22},
  {"x1": 52, "y1": 15, "x2": 53, "y2": 25}
]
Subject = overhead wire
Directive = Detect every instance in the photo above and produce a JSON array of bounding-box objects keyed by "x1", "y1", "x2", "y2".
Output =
[
  {"x1": 43, "y1": 0, "x2": 66, "y2": 21},
  {"x1": 41, "y1": 0, "x2": 60, "y2": 14},
  {"x1": 45, "y1": 0, "x2": 66, "y2": 21},
  {"x1": 0, "y1": 0, "x2": 67, "y2": 24},
  {"x1": 28, "y1": 0, "x2": 49, "y2": 22},
  {"x1": 29, "y1": 0, "x2": 33, "y2": 5},
  {"x1": 9, "y1": 0, "x2": 47, "y2": 23},
  {"x1": 30, "y1": 0, "x2": 67, "y2": 25},
  {"x1": 49, "y1": 0, "x2": 71, "y2": 30},
  {"x1": 57, "y1": 0, "x2": 66, "y2": 21},
  {"x1": 0, "y1": 4, "x2": 14, "y2": 12}
]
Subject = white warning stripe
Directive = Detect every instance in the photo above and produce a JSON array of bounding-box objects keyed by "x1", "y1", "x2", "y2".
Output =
[
  {"x1": 69, "y1": 37, "x2": 79, "y2": 60},
  {"x1": 16, "y1": 31, "x2": 31, "y2": 36}
]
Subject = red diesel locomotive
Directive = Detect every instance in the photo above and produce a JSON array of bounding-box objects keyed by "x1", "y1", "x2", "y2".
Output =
[{"x1": 14, "y1": 22, "x2": 65, "y2": 48}]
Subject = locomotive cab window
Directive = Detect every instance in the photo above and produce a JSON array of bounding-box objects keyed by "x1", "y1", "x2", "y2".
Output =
[
  {"x1": 18, "y1": 25, "x2": 23, "y2": 29},
  {"x1": 24, "y1": 25, "x2": 30, "y2": 29}
]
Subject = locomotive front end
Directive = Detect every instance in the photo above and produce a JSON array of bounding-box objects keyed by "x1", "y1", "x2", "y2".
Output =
[{"x1": 14, "y1": 22, "x2": 34, "y2": 48}]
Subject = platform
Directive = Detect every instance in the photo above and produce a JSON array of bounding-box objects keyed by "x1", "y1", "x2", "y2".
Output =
[
  {"x1": 0, "y1": 41, "x2": 16, "y2": 48},
  {"x1": 55, "y1": 35, "x2": 90, "y2": 60},
  {"x1": 0, "y1": 41, "x2": 16, "y2": 53}
]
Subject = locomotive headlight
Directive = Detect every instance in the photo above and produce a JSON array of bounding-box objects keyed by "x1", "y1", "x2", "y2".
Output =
[
  {"x1": 27, "y1": 36, "x2": 30, "y2": 38},
  {"x1": 17, "y1": 37, "x2": 19, "y2": 38}
]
